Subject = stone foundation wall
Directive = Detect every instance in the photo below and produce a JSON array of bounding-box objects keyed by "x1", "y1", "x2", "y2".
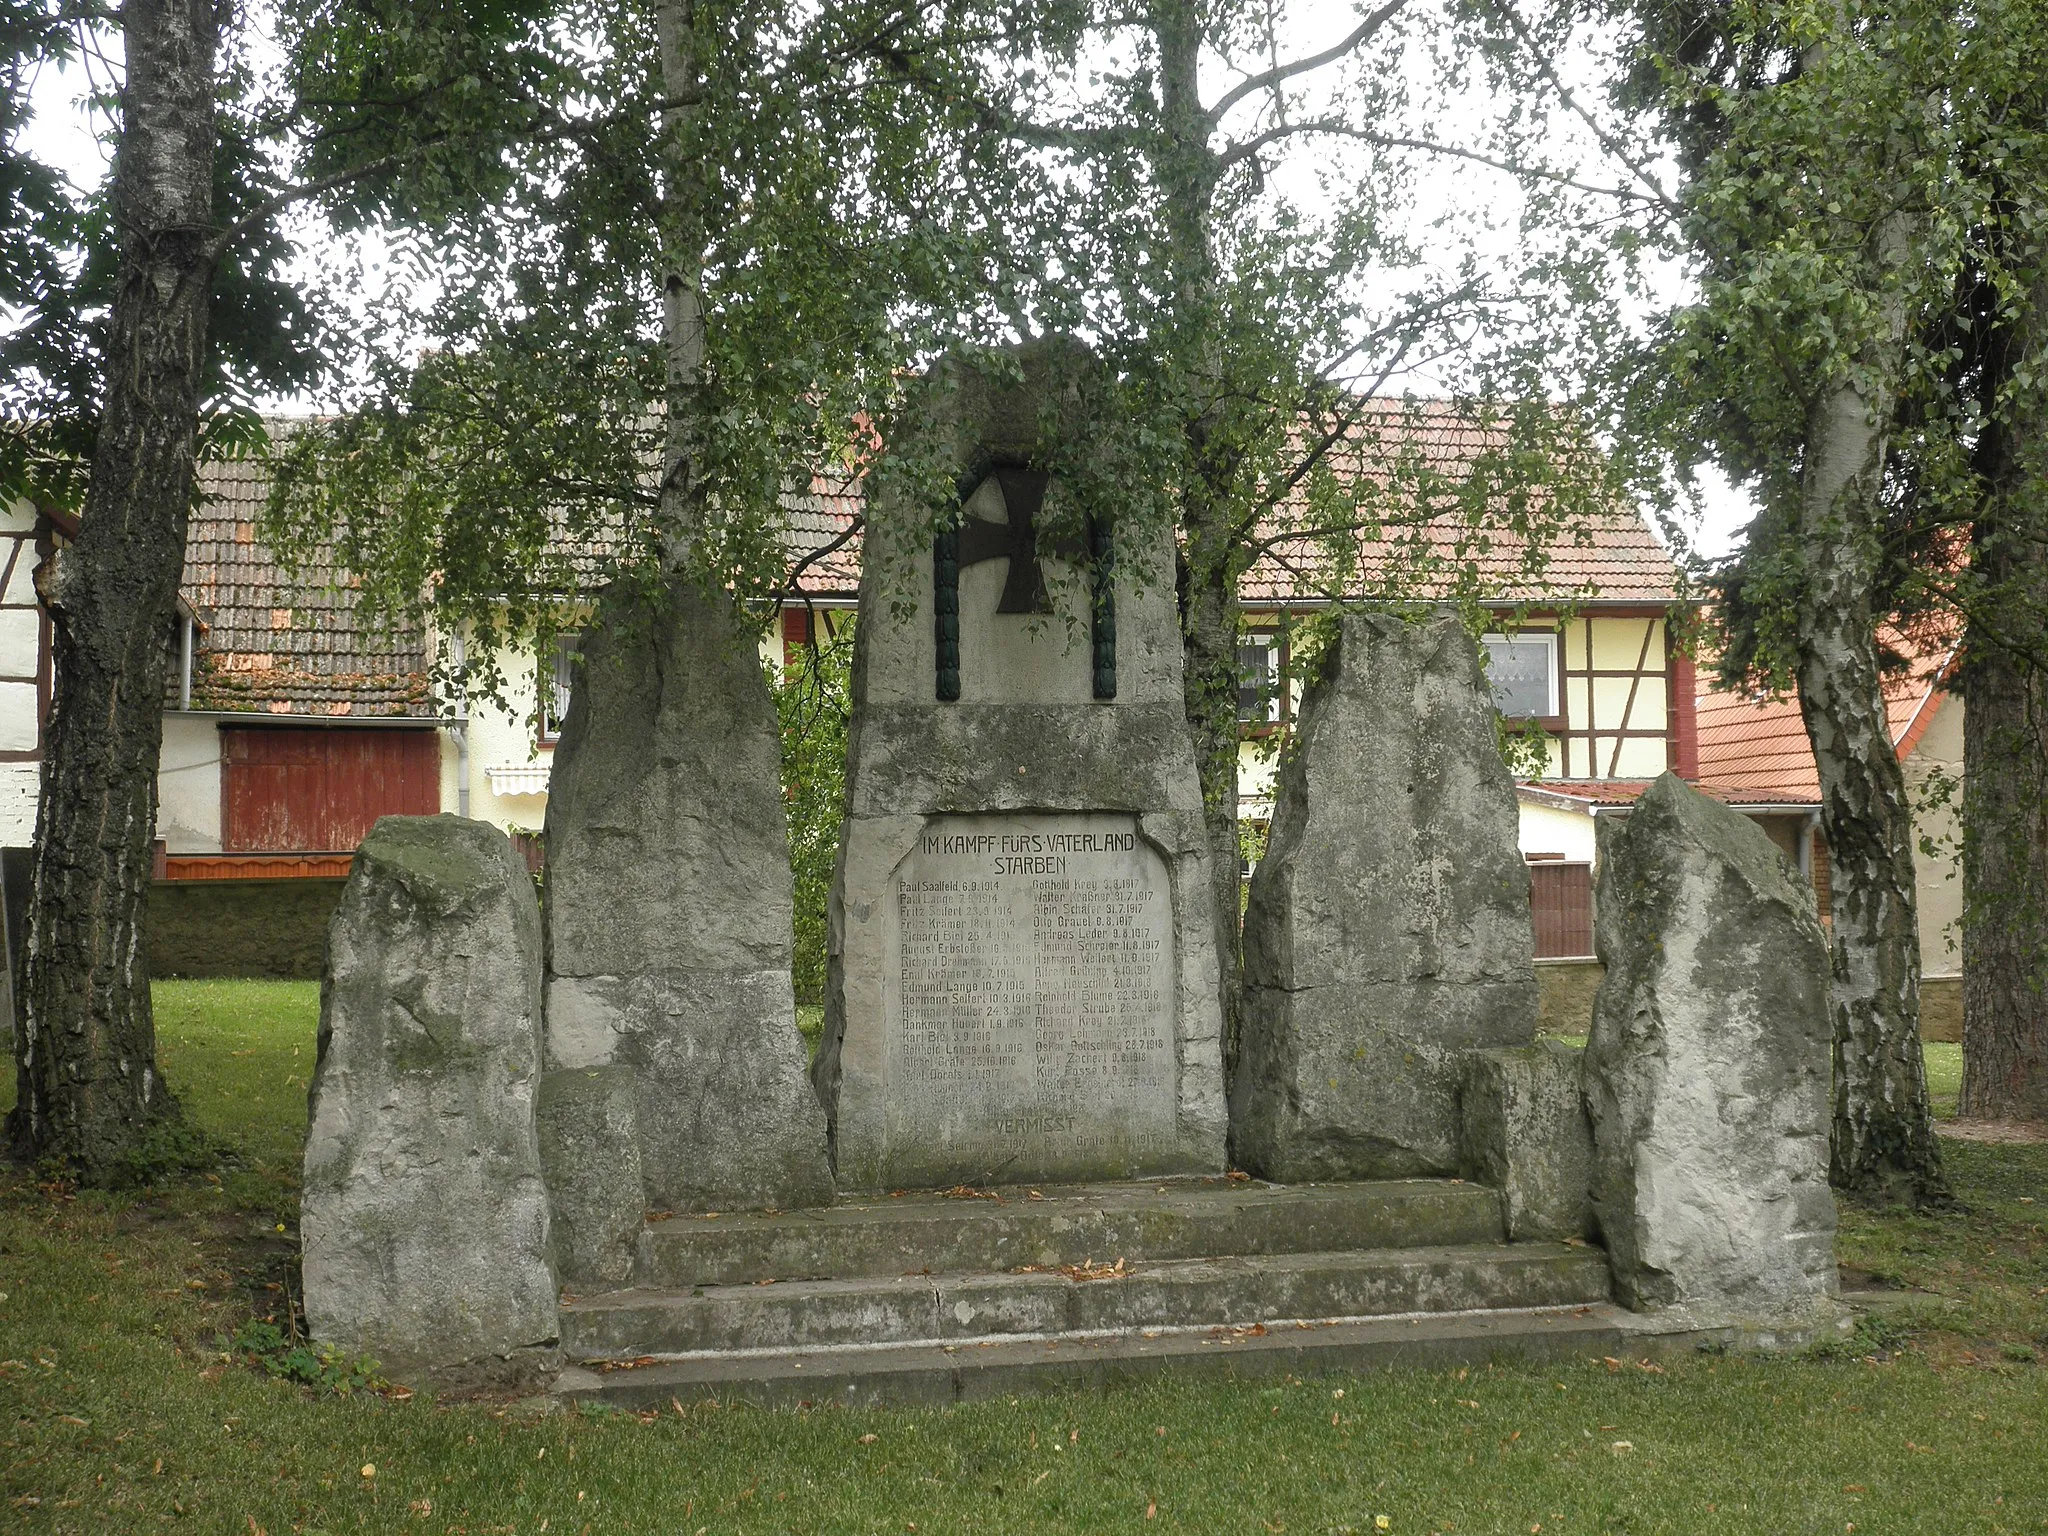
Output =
[
  {"x1": 1921, "y1": 977, "x2": 1962, "y2": 1043},
  {"x1": 147, "y1": 878, "x2": 347, "y2": 980},
  {"x1": 1542, "y1": 959, "x2": 1963, "y2": 1044},
  {"x1": 1536, "y1": 959, "x2": 1604, "y2": 1039}
]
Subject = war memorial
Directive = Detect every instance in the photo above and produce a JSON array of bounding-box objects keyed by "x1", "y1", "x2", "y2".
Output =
[{"x1": 300, "y1": 345, "x2": 1846, "y2": 1404}]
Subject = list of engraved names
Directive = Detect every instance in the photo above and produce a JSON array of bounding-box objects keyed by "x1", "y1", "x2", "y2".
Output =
[{"x1": 888, "y1": 813, "x2": 1176, "y2": 1162}]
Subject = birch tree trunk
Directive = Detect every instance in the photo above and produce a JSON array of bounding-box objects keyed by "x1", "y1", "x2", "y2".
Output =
[
  {"x1": 1792, "y1": 218, "x2": 1949, "y2": 1201},
  {"x1": 1152, "y1": 0, "x2": 1247, "y2": 1067},
  {"x1": 7, "y1": 0, "x2": 218, "y2": 1177},
  {"x1": 653, "y1": 0, "x2": 708, "y2": 557},
  {"x1": 1959, "y1": 273, "x2": 2048, "y2": 1125}
]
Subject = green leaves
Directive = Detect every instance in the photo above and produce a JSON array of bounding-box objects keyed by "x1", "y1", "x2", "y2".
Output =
[
  {"x1": 775, "y1": 623, "x2": 853, "y2": 1005},
  {"x1": 224, "y1": 1319, "x2": 389, "y2": 1396}
]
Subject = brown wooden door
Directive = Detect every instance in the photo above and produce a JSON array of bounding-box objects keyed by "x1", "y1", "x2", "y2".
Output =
[
  {"x1": 1529, "y1": 861, "x2": 1595, "y2": 959},
  {"x1": 221, "y1": 727, "x2": 441, "y2": 852}
]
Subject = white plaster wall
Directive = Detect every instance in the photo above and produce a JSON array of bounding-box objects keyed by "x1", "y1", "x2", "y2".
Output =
[
  {"x1": 157, "y1": 713, "x2": 223, "y2": 852},
  {"x1": 1, "y1": 546, "x2": 34, "y2": 602},
  {"x1": 459, "y1": 641, "x2": 550, "y2": 834},
  {"x1": 0, "y1": 761, "x2": 37, "y2": 844},
  {"x1": 0, "y1": 681, "x2": 36, "y2": 754},
  {"x1": 1517, "y1": 800, "x2": 1598, "y2": 863},
  {"x1": 1905, "y1": 694, "x2": 1964, "y2": 978},
  {"x1": 0, "y1": 607, "x2": 38, "y2": 681},
  {"x1": 0, "y1": 501, "x2": 42, "y2": 759},
  {"x1": 1236, "y1": 739, "x2": 1280, "y2": 817}
]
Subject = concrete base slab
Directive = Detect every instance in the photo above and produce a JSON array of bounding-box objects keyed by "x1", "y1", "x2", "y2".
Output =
[
  {"x1": 636, "y1": 1176, "x2": 1507, "y2": 1287},
  {"x1": 562, "y1": 1242, "x2": 1612, "y2": 1357},
  {"x1": 555, "y1": 1304, "x2": 1677, "y2": 1410}
]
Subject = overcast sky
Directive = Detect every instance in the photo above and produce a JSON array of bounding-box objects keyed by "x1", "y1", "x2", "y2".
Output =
[{"x1": 12, "y1": 6, "x2": 1757, "y2": 560}]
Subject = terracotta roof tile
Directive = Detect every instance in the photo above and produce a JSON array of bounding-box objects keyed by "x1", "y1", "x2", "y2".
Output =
[
  {"x1": 1517, "y1": 778, "x2": 1819, "y2": 809},
  {"x1": 781, "y1": 402, "x2": 1682, "y2": 606},
  {"x1": 183, "y1": 456, "x2": 435, "y2": 716},
  {"x1": 1693, "y1": 626, "x2": 1961, "y2": 801},
  {"x1": 184, "y1": 406, "x2": 1679, "y2": 714},
  {"x1": 1241, "y1": 403, "x2": 1680, "y2": 605}
]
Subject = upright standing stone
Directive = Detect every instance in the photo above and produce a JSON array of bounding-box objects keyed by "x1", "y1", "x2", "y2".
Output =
[
  {"x1": 815, "y1": 341, "x2": 1229, "y2": 1190},
  {"x1": 543, "y1": 579, "x2": 833, "y2": 1223},
  {"x1": 1235, "y1": 609, "x2": 1538, "y2": 1181},
  {"x1": 1583, "y1": 771, "x2": 1839, "y2": 1333},
  {"x1": 303, "y1": 816, "x2": 557, "y2": 1382}
]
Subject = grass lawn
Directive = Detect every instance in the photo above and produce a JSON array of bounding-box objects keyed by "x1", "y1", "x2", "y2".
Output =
[{"x1": 0, "y1": 984, "x2": 2043, "y2": 1535}]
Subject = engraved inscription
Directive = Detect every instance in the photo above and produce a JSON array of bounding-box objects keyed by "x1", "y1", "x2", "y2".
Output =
[{"x1": 885, "y1": 813, "x2": 1176, "y2": 1176}]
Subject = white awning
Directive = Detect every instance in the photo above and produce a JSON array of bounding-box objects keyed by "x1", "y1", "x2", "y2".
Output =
[{"x1": 485, "y1": 762, "x2": 552, "y2": 797}]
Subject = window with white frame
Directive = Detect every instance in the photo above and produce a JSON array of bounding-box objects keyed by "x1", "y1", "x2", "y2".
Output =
[
  {"x1": 1481, "y1": 631, "x2": 1559, "y2": 719},
  {"x1": 538, "y1": 635, "x2": 579, "y2": 742},
  {"x1": 1237, "y1": 632, "x2": 1282, "y2": 723}
]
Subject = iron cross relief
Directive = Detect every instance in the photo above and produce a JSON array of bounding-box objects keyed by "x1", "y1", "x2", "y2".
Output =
[
  {"x1": 957, "y1": 466, "x2": 1061, "y2": 614},
  {"x1": 934, "y1": 464, "x2": 1116, "y2": 702}
]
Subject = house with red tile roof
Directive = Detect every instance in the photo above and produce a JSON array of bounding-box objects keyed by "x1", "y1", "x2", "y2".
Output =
[
  {"x1": 1692, "y1": 634, "x2": 1964, "y2": 1030},
  {"x1": 5, "y1": 407, "x2": 1721, "y2": 983},
  {"x1": 1494, "y1": 630, "x2": 1966, "y2": 1033},
  {"x1": 4, "y1": 411, "x2": 1968, "y2": 1037}
]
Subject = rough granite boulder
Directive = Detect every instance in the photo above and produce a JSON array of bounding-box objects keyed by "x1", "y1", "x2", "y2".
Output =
[
  {"x1": 1234, "y1": 609, "x2": 1539, "y2": 1180},
  {"x1": 543, "y1": 578, "x2": 833, "y2": 1220},
  {"x1": 1457, "y1": 1041, "x2": 1595, "y2": 1242},
  {"x1": 1583, "y1": 771, "x2": 1840, "y2": 1335},
  {"x1": 302, "y1": 816, "x2": 557, "y2": 1383}
]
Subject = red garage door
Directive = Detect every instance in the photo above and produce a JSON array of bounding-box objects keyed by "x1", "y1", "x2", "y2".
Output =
[{"x1": 221, "y1": 727, "x2": 441, "y2": 853}]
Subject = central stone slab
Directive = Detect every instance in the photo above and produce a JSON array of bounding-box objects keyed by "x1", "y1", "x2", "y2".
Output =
[
  {"x1": 815, "y1": 341, "x2": 1228, "y2": 1190},
  {"x1": 883, "y1": 812, "x2": 1177, "y2": 1177}
]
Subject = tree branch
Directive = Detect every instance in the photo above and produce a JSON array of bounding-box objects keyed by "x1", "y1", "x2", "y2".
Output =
[
  {"x1": 778, "y1": 512, "x2": 864, "y2": 597},
  {"x1": 1220, "y1": 120, "x2": 1652, "y2": 206},
  {"x1": 207, "y1": 138, "x2": 449, "y2": 256},
  {"x1": 1478, "y1": 0, "x2": 1679, "y2": 217},
  {"x1": 1206, "y1": 0, "x2": 1408, "y2": 124}
]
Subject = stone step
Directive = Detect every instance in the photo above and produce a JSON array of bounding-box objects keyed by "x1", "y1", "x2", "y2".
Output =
[
  {"x1": 556, "y1": 1302, "x2": 1647, "y2": 1411},
  {"x1": 562, "y1": 1242, "x2": 1610, "y2": 1359},
  {"x1": 634, "y1": 1178, "x2": 1506, "y2": 1287}
]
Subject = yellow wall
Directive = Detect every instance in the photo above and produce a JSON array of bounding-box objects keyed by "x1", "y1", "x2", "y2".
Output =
[
  {"x1": 453, "y1": 639, "x2": 553, "y2": 834},
  {"x1": 1551, "y1": 616, "x2": 1669, "y2": 779},
  {"x1": 1904, "y1": 693, "x2": 1963, "y2": 979}
]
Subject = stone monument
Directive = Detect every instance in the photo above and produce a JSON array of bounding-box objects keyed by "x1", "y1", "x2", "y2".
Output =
[
  {"x1": 1234, "y1": 609, "x2": 1538, "y2": 1180},
  {"x1": 1456, "y1": 1040, "x2": 1595, "y2": 1242},
  {"x1": 303, "y1": 815, "x2": 558, "y2": 1382},
  {"x1": 813, "y1": 342, "x2": 1229, "y2": 1190},
  {"x1": 541, "y1": 577, "x2": 833, "y2": 1237},
  {"x1": 1582, "y1": 771, "x2": 1840, "y2": 1334}
]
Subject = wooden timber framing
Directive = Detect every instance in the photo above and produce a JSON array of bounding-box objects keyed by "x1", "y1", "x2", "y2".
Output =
[{"x1": 1550, "y1": 612, "x2": 1673, "y2": 781}]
